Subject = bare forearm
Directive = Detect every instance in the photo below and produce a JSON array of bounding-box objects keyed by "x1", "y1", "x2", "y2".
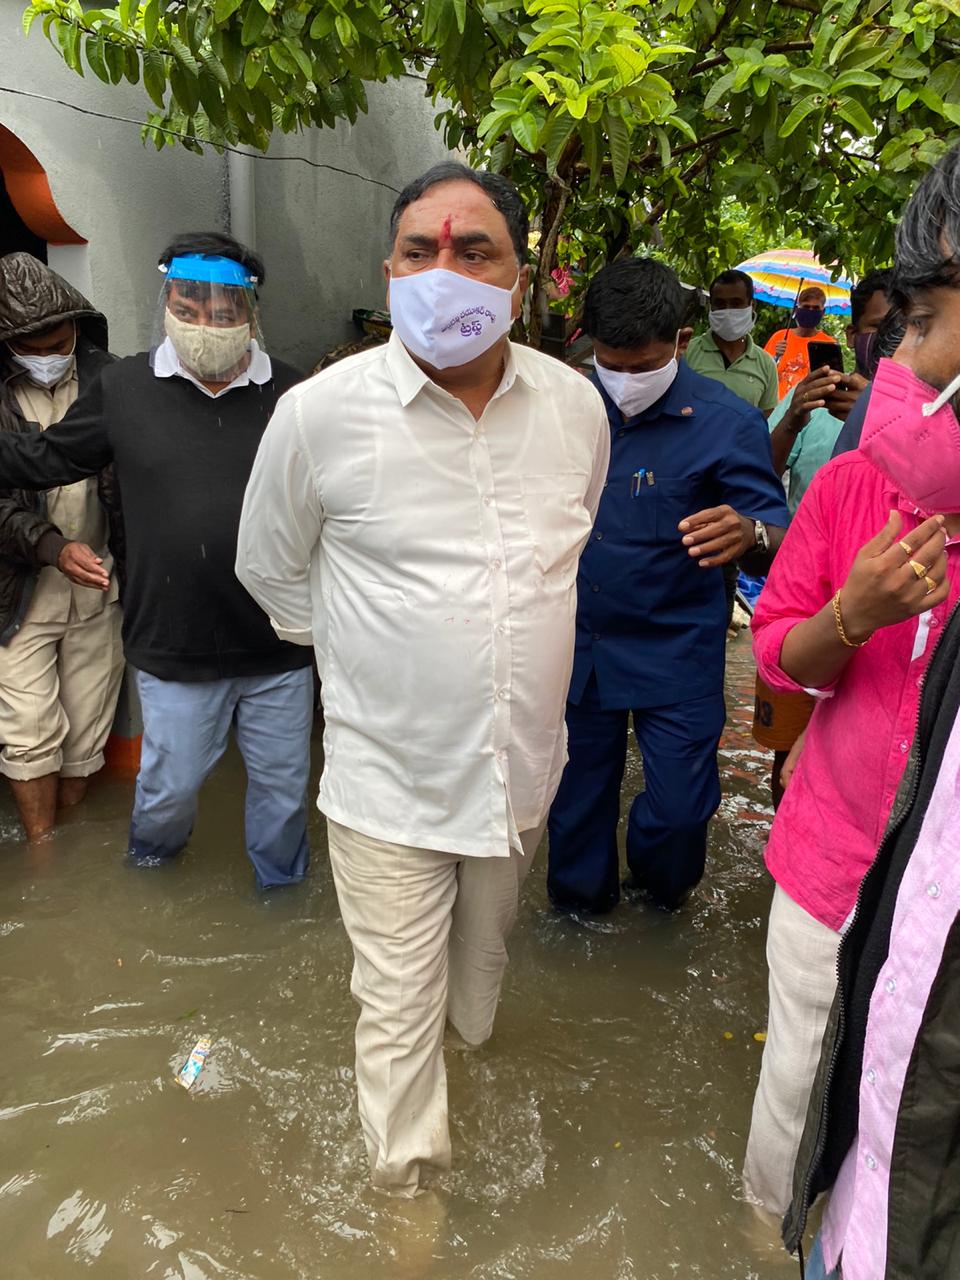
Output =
[
  {"x1": 770, "y1": 421, "x2": 800, "y2": 476},
  {"x1": 779, "y1": 601, "x2": 858, "y2": 689}
]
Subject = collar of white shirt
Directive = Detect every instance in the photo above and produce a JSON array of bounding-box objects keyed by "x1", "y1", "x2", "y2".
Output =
[
  {"x1": 152, "y1": 336, "x2": 272, "y2": 398},
  {"x1": 384, "y1": 330, "x2": 542, "y2": 407}
]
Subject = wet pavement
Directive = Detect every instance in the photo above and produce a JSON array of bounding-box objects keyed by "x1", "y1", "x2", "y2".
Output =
[{"x1": 0, "y1": 633, "x2": 801, "y2": 1279}]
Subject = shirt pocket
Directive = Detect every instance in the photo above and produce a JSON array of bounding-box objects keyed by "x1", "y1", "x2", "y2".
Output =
[
  {"x1": 520, "y1": 473, "x2": 591, "y2": 581},
  {"x1": 653, "y1": 476, "x2": 698, "y2": 541}
]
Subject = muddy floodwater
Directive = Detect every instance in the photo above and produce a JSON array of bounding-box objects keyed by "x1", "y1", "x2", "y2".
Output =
[{"x1": 1, "y1": 635, "x2": 805, "y2": 1279}]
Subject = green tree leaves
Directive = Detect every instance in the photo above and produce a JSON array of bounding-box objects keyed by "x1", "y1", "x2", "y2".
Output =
[{"x1": 19, "y1": 0, "x2": 960, "y2": 339}]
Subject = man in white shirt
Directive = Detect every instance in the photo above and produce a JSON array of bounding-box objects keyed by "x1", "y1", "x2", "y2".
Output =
[{"x1": 236, "y1": 162, "x2": 610, "y2": 1194}]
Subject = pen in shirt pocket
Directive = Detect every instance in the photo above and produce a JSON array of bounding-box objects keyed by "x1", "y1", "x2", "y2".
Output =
[{"x1": 631, "y1": 469, "x2": 655, "y2": 497}]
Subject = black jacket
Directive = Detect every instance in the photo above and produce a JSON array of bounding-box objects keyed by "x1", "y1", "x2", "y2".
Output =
[
  {"x1": 0, "y1": 252, "x2": 121, "y2": 644},
  {"x1": 784, "y1": 599, "x2": 960, "y2": 1277},
  {"x1": 0, "y1": 351, "x2": 309, "y2": 682}
]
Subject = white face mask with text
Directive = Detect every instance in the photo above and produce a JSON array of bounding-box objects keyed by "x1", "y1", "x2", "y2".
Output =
[{"x1": 389, "y1": 267, "x2": 519, "y2": 369}]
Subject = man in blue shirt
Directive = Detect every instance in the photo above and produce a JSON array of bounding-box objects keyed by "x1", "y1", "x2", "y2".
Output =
[{"x1": 547, "y1": 259, "x2": 790, "y2": 913}]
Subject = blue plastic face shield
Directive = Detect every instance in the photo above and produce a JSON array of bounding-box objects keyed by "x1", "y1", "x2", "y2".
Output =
[{"x1": 155, "y1": 253, "x2": 264, "y2": 354}]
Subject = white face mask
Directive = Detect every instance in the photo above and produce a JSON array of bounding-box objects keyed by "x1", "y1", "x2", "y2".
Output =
[
  {"x1": 10, "y1": 346, "x2": 76, "y2": 388},
  {"x1": 708, "y1": 307, "x2": 755, "y2": 342},
  {"x1": 389, "y1": 267, "x2": 518, "y2": 369},
  {"x1": 164, "y1": 310, "x2": 251, "y2": 380},
  {"x1": 594, "y1": 353, "x2": 679, "y2": 418}
]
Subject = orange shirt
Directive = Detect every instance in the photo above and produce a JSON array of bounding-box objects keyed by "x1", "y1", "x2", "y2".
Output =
[{"x1": 764, "y1": 327, "x2": 831, "y2": 398}]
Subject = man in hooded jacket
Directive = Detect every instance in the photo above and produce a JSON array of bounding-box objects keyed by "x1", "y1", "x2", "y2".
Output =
[{"x1": 0, "y1": 252, "x2": 123, "y2": 839}]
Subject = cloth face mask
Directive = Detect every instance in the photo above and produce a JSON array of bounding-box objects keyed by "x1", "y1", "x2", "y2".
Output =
[
  {"x1": 389, "y1": 268, "x2": 518, "y2": 369},
  {"x1": 164, "y1": 311, "x2": 251, "y2": 380},
  {"x1": 11, "y1": 348, "x2": 75, "y2": 388},
  {"x1": 708, "y1": 307, "x2": 754, "y2": 342},
  {"x1": 795, "y1": 306, "x2": 823, "y2": 329},
  {"x1": 594, "y1": 354, "x2": 679, "y2": 418},
  {"x1": 860, "y1": 356, "x2": 960, "y2": 512}
]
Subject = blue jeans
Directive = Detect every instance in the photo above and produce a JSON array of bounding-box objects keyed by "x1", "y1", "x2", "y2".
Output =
[
  {"x1": 547, "y1": 671, "x2": 725, "y2": 911},
  {"x1": 129, "y1": 667, "x2": 313, "y2": 889},
  {"x1": 806, "y1": 1233, "x2": 840, "y2": 1280}
]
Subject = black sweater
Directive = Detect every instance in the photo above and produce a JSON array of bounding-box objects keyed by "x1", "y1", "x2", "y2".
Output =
[{"x1": 0, "y1": 352, "x2": 312, "y2": 682}]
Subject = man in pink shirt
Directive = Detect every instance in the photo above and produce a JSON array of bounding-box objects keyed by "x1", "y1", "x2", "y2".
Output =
[{"x1": 743, "y1": 149, "x2": 960, "y2": 1215}]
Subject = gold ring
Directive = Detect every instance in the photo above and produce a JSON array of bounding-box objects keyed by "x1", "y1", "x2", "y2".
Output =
[
  {"x1": 925, "y1": 574, "x2": 938, "y2": 594},
  {"x1": 909, "y1": 559, "x2": 928, "y2": 580},
  {"x1": 899, "y1": 539, "x2": 913, "y2": 556}
]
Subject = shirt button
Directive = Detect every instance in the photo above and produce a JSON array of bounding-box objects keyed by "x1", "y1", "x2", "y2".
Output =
[
  {"x1": 865, "y1": 1068, "x2": 876, "y2": 1085},
  {"x1": 496, "y1": 688, "x2": 509, "y2": 702},
  {"x1": 931, "y1": 615, "x2": 940, "y2": 627},
  {"x1": 483, "y1": 495, "x2": 493, "y2": 506},
  {"x1": 497, "y1": 623, "x2": 507, "y2": 636},
  {"x1": 591, "y1": 583, "x2": 601, "y2": 593},
  {"x1": 885, "y1": 978, "x2": 897, "y2": 994},
  {"x1": 899, "y1": 740, "x2": 909, "y2": 753},
  {"x1": 865, "y1": 1154, "x2": 877, "y2": 1171},
  {"x1": 603, "y1": 481, "x2": 609, "y2": 488},
  {"x1": 491, "y1": 559, "x2": 502, "y2": 571},
  {"x1": 595, "y1": 531, "x2": 604, "y2": 541},
  {"x1": 927, "y1": 882, "x2": 942, "y2": 899}
]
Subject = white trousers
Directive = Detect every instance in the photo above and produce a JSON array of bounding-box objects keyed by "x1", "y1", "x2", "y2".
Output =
[
  {"x1": 327, "y1": 818, "x2": 544, "y2": 1195},
  {"x1": 743, "y1": 884, "x2": 841, "y2": 1215}
]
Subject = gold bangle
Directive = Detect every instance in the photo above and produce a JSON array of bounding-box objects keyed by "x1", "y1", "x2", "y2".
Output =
[{"x1": 833, "y1": 590, "x2": 870, "y2": 648}]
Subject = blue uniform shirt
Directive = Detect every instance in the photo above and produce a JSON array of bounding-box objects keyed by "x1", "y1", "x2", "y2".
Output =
[{"x1": 570, "y1": 361, "x2": 790, "y2": 710}]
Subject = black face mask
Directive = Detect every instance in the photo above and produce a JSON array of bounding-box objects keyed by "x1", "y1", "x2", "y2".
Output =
[
  {"x1": 853, "y1": 330, "x2": 876, "y2": 378},
  {"x1": 795, "y1": 306, "x2": 824, "y2": 329}
]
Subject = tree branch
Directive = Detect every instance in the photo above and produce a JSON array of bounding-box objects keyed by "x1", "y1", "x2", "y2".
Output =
[{"x1": 690, "y1": 39, "x2": 814, "y2": 76}]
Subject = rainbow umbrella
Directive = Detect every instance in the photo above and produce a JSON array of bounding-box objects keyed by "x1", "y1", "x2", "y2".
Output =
[{"x1": 733, "y1": 248, "x2": 853, "y2": 316}]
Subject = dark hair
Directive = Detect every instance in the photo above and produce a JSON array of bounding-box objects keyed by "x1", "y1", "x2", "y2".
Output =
[
  {"x1": 389, "y1": 162, "x2": 529, "y2": 264},
  {"x1": 893, "y1": 144, "x2": 960, "y2": 305},
  {"x1": 157, "y1": 231, "x2": 265, "y2": 287},
  {"x1": 583, "y1": 258, "x2": 682, "y2": 347},
  {"x1": 850, "y1": 268, "x2": 893, "y2": 329},
  {"x1": 710, "y1": 269, "x2": 754, "y2": 301}
]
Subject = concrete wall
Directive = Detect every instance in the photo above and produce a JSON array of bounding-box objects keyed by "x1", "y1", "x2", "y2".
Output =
[
  {"x1": 0, "y1": 2, "x2": 449, "y2": 364},
  {"x1": 255, "y1": 78, "x2": 449, "y2": 372}
]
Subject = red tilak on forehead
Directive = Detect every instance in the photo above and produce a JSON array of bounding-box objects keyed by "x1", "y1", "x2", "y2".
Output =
[{"x1": 439, "y1": 215, "x2": 453, "y2": 247}]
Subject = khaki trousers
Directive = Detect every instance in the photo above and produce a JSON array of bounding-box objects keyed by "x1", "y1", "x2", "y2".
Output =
[
  {"x1": 0, "y1": 601, "x2": 124, "y2": 781},
  {"x1": 743, "y1": 884, "x2": 841, "y2": 1215},
  {"x1": 327, "y1": 818, "x2": 544, "y2": 1196}
]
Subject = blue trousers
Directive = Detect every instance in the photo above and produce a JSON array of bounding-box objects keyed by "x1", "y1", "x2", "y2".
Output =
[
  {"x1": 547, "y1": 672, "x2": 725, "y2": 912},
  {"x1": 129, "y1": 667, "x2": 314, "y2": 889},
  {"x1": 806, "y1": 1234, "x2": 840, "y2": 1279}
]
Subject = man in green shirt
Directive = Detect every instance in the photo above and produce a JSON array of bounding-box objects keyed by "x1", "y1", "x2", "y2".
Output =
[{"x1": 686, "y1": 270, "x2": 779, "y2": 416}]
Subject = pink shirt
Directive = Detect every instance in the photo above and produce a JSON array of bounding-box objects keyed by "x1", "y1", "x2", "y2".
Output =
[
  {"x1": 752, "y1": 451, "x2": 960, "y2": 931},
  {"x1": 820, "y1": 704, "x2": 960, "y2": 1276}
]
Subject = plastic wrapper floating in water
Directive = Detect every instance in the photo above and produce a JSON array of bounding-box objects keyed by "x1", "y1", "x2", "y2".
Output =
[{"x1": 176, "y1": 1036, "x2": 212, "y2": 1090}]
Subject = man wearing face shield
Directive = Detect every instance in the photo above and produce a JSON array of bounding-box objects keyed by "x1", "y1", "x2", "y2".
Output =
[
  {"x1": 545, "y1": 258, "x2": 790, "y2": 919},
  {"x1": 0, "y1": 232, "x2": 313, "y2": 889},
  {"x1": 236, "y1": 161, "x2": 611, "y2": 1193},
  {"x1": 0, "y1": 252, "x2": 123, "y2": 840}
]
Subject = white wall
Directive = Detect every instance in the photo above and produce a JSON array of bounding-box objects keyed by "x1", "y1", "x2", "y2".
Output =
[
  {"x1": 0, "y1": 3, "x2": 450, "y2": 365},
  {"x1": 254, "y1": 76, "x2": 450, "y2": 372}
]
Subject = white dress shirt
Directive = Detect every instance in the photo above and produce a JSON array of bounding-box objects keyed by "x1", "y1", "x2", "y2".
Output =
[
  {"x1": 152, "y1": 337, "x2": 272, "y2": 398},
  {"x1": 236, "y1": 333, "x2": 610, "y2": 857}
]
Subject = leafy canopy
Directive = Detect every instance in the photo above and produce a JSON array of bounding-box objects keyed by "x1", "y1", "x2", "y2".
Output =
[{"x1": 22, "y1": 0, "x2": 960, "y2": 302}]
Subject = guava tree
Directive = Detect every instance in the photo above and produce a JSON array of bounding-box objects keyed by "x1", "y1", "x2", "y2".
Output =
[{"x1": 23, "y1": 0, "x2": 960, "y2": 334}]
